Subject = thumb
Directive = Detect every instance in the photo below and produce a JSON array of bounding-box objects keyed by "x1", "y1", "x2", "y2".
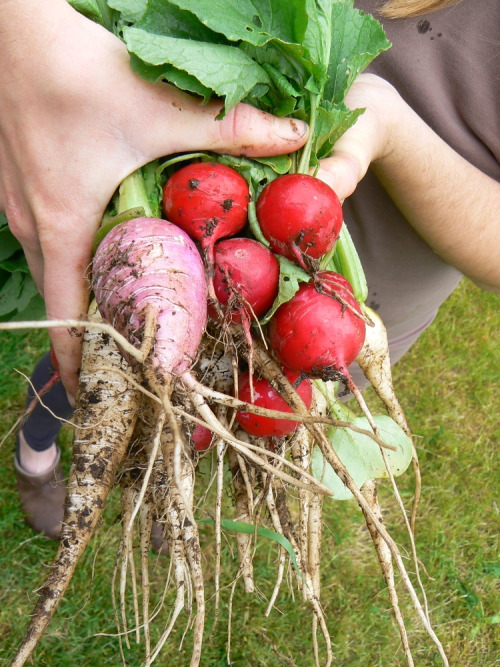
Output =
[
  {"x1": 316, "y1": 149, "x2": 365, "y2": 203},
  {"x1": 138, "y1": 85, "x2": 309, "y2": 160},
  {"x1": 199, "y1": 102, "x2": 309, "y2": 158}
]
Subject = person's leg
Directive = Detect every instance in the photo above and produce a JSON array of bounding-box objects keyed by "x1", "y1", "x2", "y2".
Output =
[
  {"x1": 15, "y1": 351, "x2": 73, "y2": 539},
  {"x1": 15, "y1": 351, "x2": 169, "y2": 552}
]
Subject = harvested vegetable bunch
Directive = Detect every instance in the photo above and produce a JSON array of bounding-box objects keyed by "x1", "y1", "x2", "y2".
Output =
[{"x1": 8, "y1": 2, "x2": 451, "y2": 667}]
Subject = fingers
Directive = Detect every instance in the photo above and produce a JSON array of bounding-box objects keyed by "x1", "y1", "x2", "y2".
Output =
[
  {"x1": 316, "y1": 150, "x2": 365, "y2": 203},
  {"x1": 136, "y1": 83, "x2": 309, "y2": 161},
  {"x1": 315, "y1": 74, "x2": 401, "y2": 201},
  {"x1": 41, "y1": 215, "x2": 97, "y2": 400},
  {"x1": 205, "y1": 102, "x2": 309, "y2": 157}
]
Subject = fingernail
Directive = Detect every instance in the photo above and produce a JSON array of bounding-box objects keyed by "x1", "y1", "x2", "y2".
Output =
[{"x1": 273, "y1": 117, "x2": 308, "y2": 141}]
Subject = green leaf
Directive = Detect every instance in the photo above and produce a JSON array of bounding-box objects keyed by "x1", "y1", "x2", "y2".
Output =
[
  {"x1": 260, "y1": 256, "x2": 310, "y2": 325},
  {"x1": 324, "y1": 5, "x2": 391, "y2": 104},
  {"x1": 301, "y1": 0, "x2": 335, "y2": 87},
  {"x1": 8, "y1": 293, "x2": 46, "y2": 323},
  {"x1": 198, "y1": 517, "x2": 301, "y2": 576},
  {"x1": 254, "y1": 155, "x2": 292, "y2": 175},
  {"x1": 218, "y1": 153, "x2": 291, "y2": 179},
  {"x1": 123, "y1": 27, "x2": 271, "y2": 112},
  {"x1": 313, "y1": 102, "x2": 364, "y2": 160},
  {"x1": 0, "y1": 272, "x2": 23, "y2": 316},
  {"x1": 167, "y1": 0, "x2": 306, "y2": 47},
  {"x1": 135, "y1": 0, "x2": 224, "y2": 42},
  {"x1": 67, "y1": 0, "x2": 103, "y2": 23},
  {"x1": 0, "y1": 227, "x2": 22, "y2": 262},
  {"x1": 311, "y1": 415, "x2": 413, "y2": 500},
  {"x1": 0, "y1": 252, "x2": 31, "y2": 274},
  {"x1": 12, "y1": 274, "x2": 40, "y2": 314},
  {"x1": 130, "y1": 55, "x2": 213, "y2": 100},
  {"x1": 107, "y1": 0, "x2": 147, "y2": 22}
]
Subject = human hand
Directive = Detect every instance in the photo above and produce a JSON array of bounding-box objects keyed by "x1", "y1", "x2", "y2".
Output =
[
  {"x1": 315, "y1": 73, "x2": 402, "y2": 201},
  {"x1": 0, "y1": 0, "x2": 308, "y2": 399},
  {"x1": 316, "y1": 72, "x2": 500, "y2": 291}
]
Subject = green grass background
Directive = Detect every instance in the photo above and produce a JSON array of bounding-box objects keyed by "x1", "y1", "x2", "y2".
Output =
[{"x1": 0, "y1": 279, "x2": 498, "y2": 666}]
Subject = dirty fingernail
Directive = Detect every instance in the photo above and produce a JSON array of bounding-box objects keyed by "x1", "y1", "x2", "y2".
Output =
[{"x1": 273, "y1": 117, "x2": 308, "y2": 141}]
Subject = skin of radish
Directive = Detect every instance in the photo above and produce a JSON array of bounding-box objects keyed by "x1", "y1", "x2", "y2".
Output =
[
  {"x1": 210, "y1": 238, "x2": 280, "y2": 322},
  {"x1": 162, "y1": 162, "x2": 249, "y2": 247},
  {"x1": 268, "y1": 274, "x2": 366, "y2": 377},
  {"x1": 236, "y1": 368, "x2": 313, "y2": 437},
  {"x1": 256, "y1": 174, "x2": 343, "y2": 261},
  {"x1": 191, "y1": 423, "x2": 214, "y2": 451},
  {"x1": 92, "y1": 217, "x2": 207, "y2": 377}
]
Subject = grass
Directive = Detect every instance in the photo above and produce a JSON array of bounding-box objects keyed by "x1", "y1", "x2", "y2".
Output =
[{"x1": 0, "y1": 279, "x2": 498, "y2": 666}]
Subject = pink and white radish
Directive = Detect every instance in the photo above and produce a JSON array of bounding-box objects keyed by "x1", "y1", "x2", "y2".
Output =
[{"x1": 92, "y1": 217, "x2": 207, "y2": 382}]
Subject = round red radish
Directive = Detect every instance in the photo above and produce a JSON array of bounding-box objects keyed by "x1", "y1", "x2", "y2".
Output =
[
  {"x1": 191, "y1": 424, "x2": 214, "y2": 451},
  {"x1": 236, "y1": 368, "x2": 312, "y2": 438},
  {"x1": 268, "y1": 272, "x2": 365, "y2": 380},
  {"x1": 256, "y1": 174, "x2": 343, "y2": 262},
  {"x1": 210, "y1": 238, "x2": 280, "y2": 322},
  {"x1": 162, "y1": 162, "x2": 249, "y2": 251}
]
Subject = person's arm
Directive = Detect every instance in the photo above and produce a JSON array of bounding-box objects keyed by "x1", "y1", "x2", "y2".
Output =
[
  {"x1": 317, "y1": 74, "x2": 500, "y2": 292},
  {"x1": 0, "y1": 0, "x2": 308, "y2": 398}
]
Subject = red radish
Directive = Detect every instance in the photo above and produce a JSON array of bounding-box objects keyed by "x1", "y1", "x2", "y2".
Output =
[
  {"x1": 191, "y1": 424, "x2": 214, "y2": 451},
  {"x1": 210, "y1": 238, "x2": 279, "y2": 322},
  {"x1": 162, "y1": 162, "x2": 249, "y2": 262},
  {"x1": 209, "y1": 237, "x2": 280, "y2": 399},
  {"x1": 162, "y1": 161, "x2": 250, "y2": 317},
  {"x1": 236, "y1": 368, "x2": 312, "y2": 438},
  {"x1": 268, "y1": 271, "x2": 365, "y2": 381},
  {"x1": 92, "y1": 217, "x2": 207, "y2": 381},
  {"x1": 256, "y1": 174, "x2": 343, "y2": 267}
]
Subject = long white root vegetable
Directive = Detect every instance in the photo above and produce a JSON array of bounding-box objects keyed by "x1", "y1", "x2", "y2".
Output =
[{"x1": 12, "y1": 304, "x2": 142, "y2": 667}]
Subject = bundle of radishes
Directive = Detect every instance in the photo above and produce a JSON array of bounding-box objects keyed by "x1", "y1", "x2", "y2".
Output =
[{"x1": 9, "y1": 2, "x2": 451, "y2": 666}]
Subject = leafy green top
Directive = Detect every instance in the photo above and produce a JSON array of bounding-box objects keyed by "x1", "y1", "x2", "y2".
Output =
[{"x1": 102, "y1": 0, "x2": 390, "y2": 169}]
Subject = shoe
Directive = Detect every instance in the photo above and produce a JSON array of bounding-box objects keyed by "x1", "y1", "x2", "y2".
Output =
[
  {"x1": 150, "y1": 521, "x2": 169, "y2": 556},
  {"x1": 14, "y1": 447, "x2": 66, "y2": 540}
]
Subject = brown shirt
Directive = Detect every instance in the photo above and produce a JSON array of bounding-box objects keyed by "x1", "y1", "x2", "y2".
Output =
[{"x1": 345, "y1": 0, "x2": 499, "y2": 365}]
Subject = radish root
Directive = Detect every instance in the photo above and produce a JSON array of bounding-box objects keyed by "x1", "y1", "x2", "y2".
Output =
[{"x1": 8, "y1": 301, "x2": 448, "y2": 667}]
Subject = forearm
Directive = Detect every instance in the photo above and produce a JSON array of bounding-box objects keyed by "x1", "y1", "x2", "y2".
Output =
[{"x1": 372, "y1": 96, "x2": 500, "y2": 292}]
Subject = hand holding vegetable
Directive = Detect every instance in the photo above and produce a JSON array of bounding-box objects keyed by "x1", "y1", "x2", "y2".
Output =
[
  {"x1": 317, "y1": 73, "x2": 500, "y2": 291},
  {"x1": 0, "y1": 0, "x2": 308, "y2": 398}
]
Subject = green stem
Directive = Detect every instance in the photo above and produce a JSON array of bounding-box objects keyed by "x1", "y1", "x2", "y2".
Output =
[
  {"x1": 333, "y1": 223, "x2": 368, "y2": 303},
  {"x1": 314, "y1": 379, "x2": 357, "y2": 421},
  {"x1": 156, "y1": 152, "x2": 212, "y2": 180},
  {"x1": 297, "y1": 92, "x2": 319, "y2": 174},
  {"x1": 95, "y1": 0, "x2": 115, "y2": 32},
  {"x1": 117, "y1": 168, "x2": 153, "y2": 217},
  {"x1": 92, "y1": 208, "x2": 146, "y2": 254},
  {"x1": 248, "y1": 187, "x2": 270, "y2": 247},
  {"x1": 92, "y1": 168, "x2": 155, "y2": 253}
]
